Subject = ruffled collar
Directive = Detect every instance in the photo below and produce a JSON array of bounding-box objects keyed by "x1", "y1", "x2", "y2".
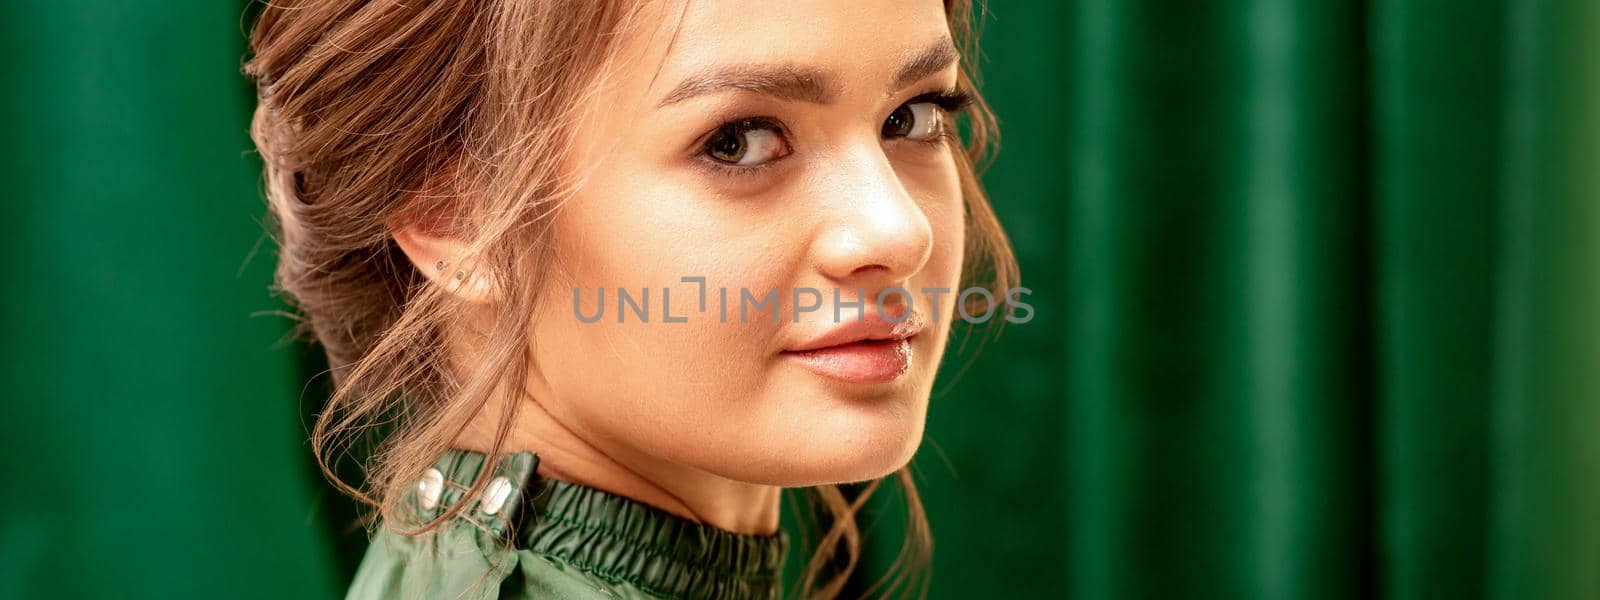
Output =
[{"x1": 422, "y1": 448, "x2": 788, "y2": 599}]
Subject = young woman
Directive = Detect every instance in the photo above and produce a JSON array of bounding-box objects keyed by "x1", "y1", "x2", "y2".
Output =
[{"x1": 245, "y1": 0, "x2": 1016, "y2": 598}]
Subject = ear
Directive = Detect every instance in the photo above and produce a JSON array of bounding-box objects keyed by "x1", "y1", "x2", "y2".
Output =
[{"x1": 389, "y1": 213, "x2": 499, "y2": 304}]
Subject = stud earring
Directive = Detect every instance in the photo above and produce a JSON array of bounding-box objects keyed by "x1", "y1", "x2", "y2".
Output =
[
  {"x1": 435, "y1": 259, "x2": 448, "y2": 272},
  {"x1": 454, "y1": 270, "x2": 466, "y2": 281}
]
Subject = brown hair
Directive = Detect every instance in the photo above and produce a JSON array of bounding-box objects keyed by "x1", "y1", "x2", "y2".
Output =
[{"x1": 244, "y1": 0, "x2": 1014, "y2": 598}]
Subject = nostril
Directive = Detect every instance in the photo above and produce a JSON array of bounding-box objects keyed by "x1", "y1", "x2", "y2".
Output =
[{"x1": 848, "y1": 264, "x2": 892, "y2": 278}]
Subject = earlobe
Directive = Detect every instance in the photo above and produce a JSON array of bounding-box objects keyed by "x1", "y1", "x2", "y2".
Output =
[{"x1": 390, "y1": 223, "x2": 499, "y2": 304}]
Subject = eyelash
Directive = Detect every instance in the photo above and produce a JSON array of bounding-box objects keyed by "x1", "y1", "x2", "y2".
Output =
[
  {"x1": 693, "y1": 88, "x2": 974, "y2": 178},
  {"x1": 694, "y1": 117, "x2": 789, "y2": 179},
  {"x1": 899, "y1": 89, "x2": 973, "y2": 147}
]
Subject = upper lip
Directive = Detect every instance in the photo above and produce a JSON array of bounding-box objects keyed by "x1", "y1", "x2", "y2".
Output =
[{"x1": 784, "y1": 310, "x2": 925, "y2": 353}]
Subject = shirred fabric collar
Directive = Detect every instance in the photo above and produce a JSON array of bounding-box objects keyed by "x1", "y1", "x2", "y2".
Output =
[{"x1": 427, "y1": 448, "x2": 788, "y2": 599}]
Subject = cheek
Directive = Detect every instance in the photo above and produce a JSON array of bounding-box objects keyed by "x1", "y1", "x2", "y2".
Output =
[
  {"x1": 928, "y1": 190, "x2": 965, "y2": 282},
  {"x1": 526, "y1": 175, "x2": 795, "y2": 448},
  {"x1": 911, "y1": 164, "x2": 968, "y2": 313}
]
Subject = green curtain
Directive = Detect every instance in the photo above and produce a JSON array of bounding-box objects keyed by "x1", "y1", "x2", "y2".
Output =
[
  {"x1": 4, "y1": 1, "x2": 1599, "y2": 599},
  {"x1": 0, "y1": 2, "x2": 341, "y2": 598},
  {"x1": 858, "y1": 0, "x2": 1600, "y2": 598}
]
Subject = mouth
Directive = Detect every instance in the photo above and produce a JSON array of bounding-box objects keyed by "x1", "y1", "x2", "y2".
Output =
[
  {"x1": 782, "y1": 336, "x2": 916, "y2": 384},
  {"x1": 782, "y1": 314, "x2": 924, "y2": 384}
]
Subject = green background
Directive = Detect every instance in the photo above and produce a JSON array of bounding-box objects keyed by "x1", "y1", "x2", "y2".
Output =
[{"x1": 3, "y1": 0, "x2": 1598, "y2": 598}]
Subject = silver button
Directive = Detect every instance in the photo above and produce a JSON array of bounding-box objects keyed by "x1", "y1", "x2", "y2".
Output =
[
  {"x1": 417, "y1": 468, "x2": 444, "y2": 510},
  {"x1": 480, "y1": 476, "x2": 513, "y2": 515}
]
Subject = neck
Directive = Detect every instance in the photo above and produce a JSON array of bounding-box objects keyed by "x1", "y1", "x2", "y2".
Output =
[{"x1": 453, "y1": 387, "x2": 782, "y2": 536}]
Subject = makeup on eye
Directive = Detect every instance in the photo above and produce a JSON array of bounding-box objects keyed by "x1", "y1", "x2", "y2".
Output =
[
  {"x1": 884, "y1": 89, "x2": 972, "y2": 143},
  {"x1": 692, "y1": 87, "x2": 973, "y2": 174},
  {"x1": 700, "y1": 117, "x2": 792, "y2": 168}
]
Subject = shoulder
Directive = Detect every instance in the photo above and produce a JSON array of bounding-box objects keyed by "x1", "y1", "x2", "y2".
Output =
[{"x1": 346, "y1": 518, "x2": 658, "y2": 600}]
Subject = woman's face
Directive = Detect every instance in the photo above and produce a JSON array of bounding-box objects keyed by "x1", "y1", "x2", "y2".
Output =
[{"x1": 526, "y1": 0, "x2": 966, "y2": 487}]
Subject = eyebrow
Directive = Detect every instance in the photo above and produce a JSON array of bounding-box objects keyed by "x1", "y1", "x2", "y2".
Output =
[{"x1": 656, "y1": 37, "x2": 960, "y2": 108}]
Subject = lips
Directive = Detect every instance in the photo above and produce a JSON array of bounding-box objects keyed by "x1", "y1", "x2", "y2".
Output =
[
  {"x1": 784, "y1": 338, "x2": 914, "y2": 383},
  {"x1": 782, "y1": 311, "x2": 925, "y2": 384}
]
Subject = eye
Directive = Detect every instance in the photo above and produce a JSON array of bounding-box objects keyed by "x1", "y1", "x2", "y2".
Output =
[
  {"x1": 882, "y1": 102, "x2": 942, "y2": 140},
  {"x1": 702, "y1": 119, "x2": 791, "y2": 167},
  {"x1": 883, "y1": 90, "x2": 972, "y2": 142}
]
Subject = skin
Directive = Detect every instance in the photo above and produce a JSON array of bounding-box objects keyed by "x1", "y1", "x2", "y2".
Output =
[{"x1": 394, "y1": 0, "x2": 966, "y2": 536}]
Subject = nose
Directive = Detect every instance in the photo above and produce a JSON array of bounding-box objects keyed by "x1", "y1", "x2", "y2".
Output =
[{"x1": 811, "y1": 146, "x2": 935, "y2": 287}]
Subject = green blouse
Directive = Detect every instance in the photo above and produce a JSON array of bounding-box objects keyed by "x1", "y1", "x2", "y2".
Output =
[{"x1": 347, "y1": 449, "x2": 789, "y2": 599}]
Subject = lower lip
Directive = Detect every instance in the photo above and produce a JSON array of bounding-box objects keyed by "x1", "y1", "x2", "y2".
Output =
[{"x1": 783, "y1": 338, "x2": 913, "y2": 384}]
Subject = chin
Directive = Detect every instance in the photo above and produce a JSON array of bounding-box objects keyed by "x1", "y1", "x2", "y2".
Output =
[
  {"x1": 717, "y1": 400, "x2": 928, "y2": 488},
  {"x1": 819, "y1": 432, "x2": 922, "y2": 484}
]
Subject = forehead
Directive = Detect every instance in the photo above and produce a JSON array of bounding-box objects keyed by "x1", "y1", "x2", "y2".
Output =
[{"x1": 613, "y1": 0, "x2": 954, "y2": 99}]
